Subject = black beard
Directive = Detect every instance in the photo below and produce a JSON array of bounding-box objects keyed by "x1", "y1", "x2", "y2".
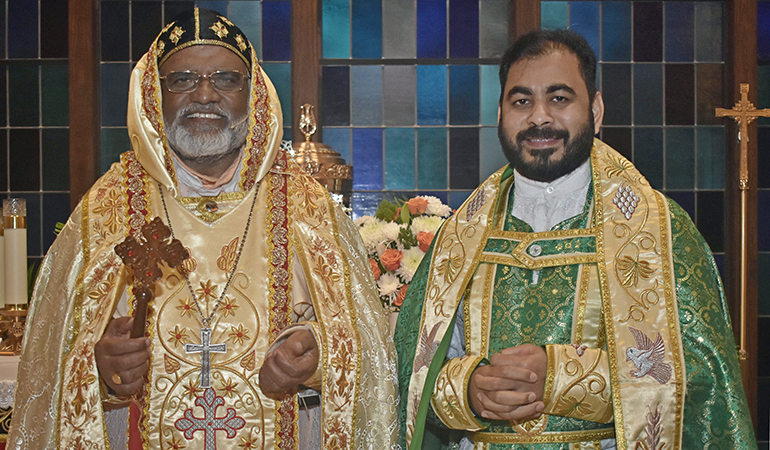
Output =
[{"x1": 499, "y1": 113, "x2": 595, "y2": 183}]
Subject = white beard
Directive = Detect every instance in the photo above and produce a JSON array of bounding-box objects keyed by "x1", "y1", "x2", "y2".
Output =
[{"x1": 166, "y1": 105, "x2": 249, "y2": 163}]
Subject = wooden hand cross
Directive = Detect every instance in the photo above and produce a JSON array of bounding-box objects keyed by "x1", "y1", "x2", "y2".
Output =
[{"x1": 115, "y1": 217, "x2": 189, "y2": 338}]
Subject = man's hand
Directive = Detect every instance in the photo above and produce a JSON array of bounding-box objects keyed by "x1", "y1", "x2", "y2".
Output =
[
  {"x1": 95, "y1": 316, "x2": 151, "y2": 397},
  {"x1": 259, "y1": 329, "x2": 319, "y2": 400},
  {"x1": 469, "y1": 344, "x2": 547, "y2": 423}
]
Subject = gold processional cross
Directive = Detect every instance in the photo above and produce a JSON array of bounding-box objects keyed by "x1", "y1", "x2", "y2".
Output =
[{"x1": 715, "y1": 83, "x2": 770, "y2": 360}]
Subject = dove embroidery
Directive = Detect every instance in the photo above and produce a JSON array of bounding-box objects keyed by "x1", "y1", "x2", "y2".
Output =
[
  {"x1": 413, "y1": 322, "x2": 443, "y2": 373},
  {"x1": 625, "y1": 327, "x2": 672, "y2": 384}
]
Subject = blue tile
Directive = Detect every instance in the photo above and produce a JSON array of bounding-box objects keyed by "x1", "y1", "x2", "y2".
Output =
[
  {"x1": 352, "y1": 66, "x2": 383, "y2": 126},
  {"x1": 322, "y1": 66, "x2": 350, "y2": 126},
  {"x1": 696, "y1": 190, "x2": 724, "y2": 253},
  {"x1": 449, "y1": 66, "x2": 479, "y2": 125},
  {"x1": 196, "y1": 1, "x2": 227, "y2": 15},
  {"x1": 261, "y1": 63, "x2": 292, "y2": 127},
  {"x1": 666, "y1": 191, "x2": 695, "y2": 222},
  {"x1": 480, "y1": 127, "x2": 507, "y2": 180},
  {"x1": 229, "y1": 2, "x2": 262, "y2": 61},
  {"x1": 759, "y1": 66, "x2": 770, "y2": 126},
  {"x1": 352, "y1": 192, "x2": 384, "y2": 219},
  {"x1": 601, "y1": 2, "x2": 631, "y2": 61},
  {"x1": 323, "y1": 127, "x2": 352, "y2": 163},
  {"x1": 665, "y1": 2, "x2": 694, "y2": 62},
  {"x1": 417, "y1": 0, "x2": 447, "y2": 58},
  {"x1": 101, "y1": 63, "x2": 132, "y2": 127},
  {"x1": 417, "y1": 128, "x2": 447, "y2": 189},
  {"x1": 480, "y1": 65, "x2": 499, "y2": 126},
  {"x1": 570, "y1": 2, "x2": 600, "y2": 58},
  {"x1": 417, "y1": 65, "x2": 447, "y2": 125},
  {"x1": 541, "y1": 1, "x2": 568, "y2": 30},
  {"x1": 761, "y1": 2, "x2": 770, "y2": 64},
  {"x1": 101, "y1": 1, "x2": 129, "y2": 61},
  {"x1": 352, "y1": 128, "x2": 383, "y2": 190},
  {"x1": 634, "y1": 64, "x2": 663, "y2": 125},
  {"x1": 8, "y1": 0, "x2": 38, "y2": 58},
  {"x1": 449, "y1": 191, "x2": 472, "y2": 210},
  {"x1": 385, "y1": 128, "x2": 416, "y2": 190},
  {"x1": 323, "y1": 0, "x2": 351, "y2": 59},
  {"x1": 450, "y1": 128, "x2": 479, "y2": 189},
  {"x1": 760, "y1": 253, "x2": 770, "y2": 316},
  {"x1": 449, "y1": 0, "x2": 479, "y2": 58},
  {"x1": 352, "y1": 0, "x2": 382, "y2": 59},
  {"x1": 665, "y1": 127, "x2": 695, "y2": 190},
  {"x1": 633, "y1": 128, "x2": 663, "y2": 189},
  {"x1": 262, "y1": 1, "x2": 291, "y2": 62}
]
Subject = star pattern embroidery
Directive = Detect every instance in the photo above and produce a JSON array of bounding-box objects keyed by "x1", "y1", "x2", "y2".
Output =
[
  {"x1": 184, "y1": 378, "x2": 202, "y2": 400},
  {"x1": 219, "y1": 16, "x2": 235, "y2": 27},
  {"x1": 210, "y1": 21, "x2": 229, "y2": 39},
  {"x1": 221, "y1": 296, "x2": 239, "y2": 317},
  {"x1": 168, "y1": 326, "x2": 190, "y2": 347},
  {"x1": 218, "y1": 377, "x2": 239, "y2": 398},
  {"x1": 196, "y1": 280, "x2": 219, "y2": 302},
  {"x1": 235, "y1": 34, "x2": 247, "y2": 51},
  {"x1": 169, "y1": 26, "x2": 185, "y2": 44},
  {"x1": 228, "y1": 324, "x2": 250, "y2": 345},
  {"x1": 177, "y1": 297, "x2": 195, "y2": 318}
]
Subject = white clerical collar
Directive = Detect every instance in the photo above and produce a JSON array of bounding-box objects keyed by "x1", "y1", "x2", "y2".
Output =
[{"x1": 513, "y1": 158, "x2": 591, "y2": 200}]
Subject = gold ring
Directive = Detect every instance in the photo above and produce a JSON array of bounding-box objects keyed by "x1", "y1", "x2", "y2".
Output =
[{"x1": 111, "y1": 372, "x2": 123, "y2": 385}]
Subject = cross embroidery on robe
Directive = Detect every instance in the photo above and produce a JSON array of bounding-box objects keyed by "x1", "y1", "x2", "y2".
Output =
[
  {"x1": 186, "y1": 328, "x2": 227, "y2": 388},
  {"x1": 175, "y1": 387, "x2": 245, "y2": 450}
]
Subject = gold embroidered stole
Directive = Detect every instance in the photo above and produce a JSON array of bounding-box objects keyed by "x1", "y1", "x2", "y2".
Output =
[{"x1": 406, "y1": 140, "x2": 685, "y2": 450}]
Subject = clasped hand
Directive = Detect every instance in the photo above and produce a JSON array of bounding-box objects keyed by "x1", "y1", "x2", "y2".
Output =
[
  {"x1": 259, "y1": 328, "x2": 319, "y2": 400},
  {"x1": 95, "y1": 316, "x2": 151, "y2": 397},
  {"x1": 469, "y1": 344, "x2": 547, "y2": 423}
]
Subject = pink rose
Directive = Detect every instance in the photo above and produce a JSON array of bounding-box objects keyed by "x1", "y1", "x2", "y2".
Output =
[
  {"x1": 395, "y1": 284, "x2": 409, "y2": 306},
  {"x1": 369, "y1": 258, "x2": 381, "y2": 280},
  {"x1": 406, "y1": 197, "x2": 428, "y2": 215},
  {"x1": 416, "y1": 231, "x2": 435, "y2": 252},
  {"x1": 380, "y1": 248, "x2": 403, "y2": 272}
]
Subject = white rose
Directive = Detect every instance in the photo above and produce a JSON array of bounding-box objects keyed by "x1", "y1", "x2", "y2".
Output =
[
  {"x1": 358, "y1": 220, "x2": 388, "y2": 252},
  {"x1": 411, "y1": 216, "x2": 445, "y2": 235},
  {"x1": 377, "y1": 273, "x2": 400, "y2": 296},
  {"x1": 397, "y1": 247, "x2": 426, "y2": 283},
  {"x1": 424, "y1": 196, "x2": 452, "y2": 217},
  {"x1": 381, "y1": 222, "x2": 403, "y2": 242}
]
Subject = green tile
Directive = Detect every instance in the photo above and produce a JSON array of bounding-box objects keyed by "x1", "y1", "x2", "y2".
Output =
[
  {"x1": 760, "y1": 253, "x2": 770, "y2": 316},
  {"x1": 541, "y1": 1, "x2": 569, "y2": 30},
  {"x1": 42, "y1": 128, "x2": 69, "y2": 191},
  {"x1": 697, "y1": 126, "x2": 725, "y2": 189},
  {"x1": 481, "y1": 65, "x2": 499, "y2": 126},
  {"x1": 665, "y1": 127, "x2": 694, "y2": 190},
  {"x1": 9, "y1": 65, "x2": 39, "y2": 126},
  {"x1": 480, "y1": 126, "x2": 507, "y2": 180},
  {"x1": 261, "y1": 63, "x2": 291, "y2": 127},
  {"x1": 417, "y1": 128, "x2": 447, "y2": 190},
  {"x1": 100, "y1": 127, "x2": 130, "y2": 174},
  {"x1": 42, "y1": 64, "x2": 69, "y2": 126},
  {"x1": 385, "y1": 128, "x2": 415, "y2": 190}
]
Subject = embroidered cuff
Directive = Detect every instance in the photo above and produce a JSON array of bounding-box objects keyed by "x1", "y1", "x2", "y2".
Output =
[
  {"x1": 542, "y1": 344, "x2": 613, "y2": 423},
  {"x1": 430, "y1": 355, "x2": 487, "y2": 431},
  {"x1": 99, "y1": 376, "x2": 132, "y2": 410},
  {"x1": 268, "y1": 321, "x2": 324, "y2": 391}
]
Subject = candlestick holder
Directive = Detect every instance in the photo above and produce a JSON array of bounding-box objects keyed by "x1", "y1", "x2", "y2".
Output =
[{"x1": 0, "y1": 304, "x2": 27, "y2": 355}]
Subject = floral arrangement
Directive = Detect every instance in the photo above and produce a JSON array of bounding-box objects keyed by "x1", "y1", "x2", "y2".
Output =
[{"x1": 355, "y1": 196, "x2": 452, "y2": 312}]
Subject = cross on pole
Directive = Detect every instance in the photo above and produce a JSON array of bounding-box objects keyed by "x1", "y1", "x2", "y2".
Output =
[
  {"x1": 715, "y1": 83, "x2": 770, "y2": 189},
  {"x1": 186, "y1": 328, "x2": 227, "y2": 388},
  {"x1": 175, "y1": 387, "x2": 245, "y2": 450}
]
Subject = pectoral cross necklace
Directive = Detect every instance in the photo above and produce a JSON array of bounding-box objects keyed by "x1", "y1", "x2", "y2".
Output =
[{"x1": 159, "y1": 182, "x2": 259, "y2": 388}]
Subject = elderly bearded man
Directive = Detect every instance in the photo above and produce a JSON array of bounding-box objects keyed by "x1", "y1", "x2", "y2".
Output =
[
  {"x1": 396, "y1": 30, "x2": 755, "y2": 450},
  {"x1": 10, "y1": 9, "x2": 397, "y2": 450}
]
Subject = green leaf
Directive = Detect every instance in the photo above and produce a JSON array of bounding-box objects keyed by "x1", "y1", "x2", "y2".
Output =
[
  {"x1": 398, "y1": 204, "x2": 411, "y2": 224},
  {"x1": 375, "y1": 199, "x2": 398, "y2": 222},
  {"x1": 398, "y1": 227, "x2": 418, "y2": 250}
]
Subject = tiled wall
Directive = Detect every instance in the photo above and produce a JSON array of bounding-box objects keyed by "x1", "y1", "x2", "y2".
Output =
[
  {"x1": 757, "y1": 1, "x2": 770, "y2": 447},
  {"x1": 0, "y1": 0, "x2": 70, "y2": 267}
]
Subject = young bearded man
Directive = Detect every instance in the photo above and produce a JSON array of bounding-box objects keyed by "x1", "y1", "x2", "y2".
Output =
[
  {"x1": 396, "y1": 29, "x2": 755, "y2": 450},
  {"x1": 10, "y1": 9, "x2": 397, "y2": 450}
]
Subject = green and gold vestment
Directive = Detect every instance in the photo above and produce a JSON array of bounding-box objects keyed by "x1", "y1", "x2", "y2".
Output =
[{"x1": 396, "y1": 140, "x2": 755, "y2": 450}]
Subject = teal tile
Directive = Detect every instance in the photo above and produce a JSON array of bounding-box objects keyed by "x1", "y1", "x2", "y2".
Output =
[
  {"x1": 761, "y1": 253, "x2": 770, "y2": 316},
  {"x1": 665, "y1": 127, "x2": 695, "y2": 190},
  {"x1": 42, "y1": 64, "x2": 68, "y2": 127},
  {"x1": 417, "y1": 65, "x2": 446, "y2": 125},
  {"x1": 481, "y1": 65, "x2": 499, "y2": 126},
  {"x1": 697, "y1": 127, "x2": 725, "y2": 190},
  {"x1": 42, "y1": 129, "x2": 69, "y2": 191},
  {"x1": 634, "y1": 127, "x2": 663, "y2": 189},
  {"x1": 9, "y1": 65, "x2": 38, "y2": 126},
  {"x1": 229, "y1": 2, "x2": 262, "y2": 61},
  {"x1": 323, "y1": 0, "x2": 351, "y2": 58},
  {"x1": 417, "y1": 128, "x2": 447, "y2": 189},
  {"x1": 541, "y1": 1, "x2": 568, "y2": 30},
  {"x1": 385, "y1": 128, "x2": 415, "y2": 190},
  {"x1": 100, "y1": 127, "x2": 130, "y2": 174},
  {"x1": 322, "y1": 127, "x2": 352, "y2": 163},
  {"x1": 261, "y1": 63, "x2": 292, "y2": 127},
  {"x1": 480, "y1": 126, "x2": 507, "y2": 180}
]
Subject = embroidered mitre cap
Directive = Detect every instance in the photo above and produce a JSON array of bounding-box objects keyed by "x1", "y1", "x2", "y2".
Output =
[{"x1": 155, "y1": 8, "x2": 252, "y2": 70}]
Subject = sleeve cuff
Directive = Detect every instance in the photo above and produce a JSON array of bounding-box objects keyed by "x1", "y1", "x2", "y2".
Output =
[
  {"x1": 430, "y1": 355, "x2": 488, "y2": 431},
  {"x1": 542, "y1": 344, "x2": 613, "y2": 423}
]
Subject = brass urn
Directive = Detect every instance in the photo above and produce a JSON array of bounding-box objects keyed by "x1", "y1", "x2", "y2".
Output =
[{"x1": 293, "y1": 104, "x2": 353, "y2": 208}]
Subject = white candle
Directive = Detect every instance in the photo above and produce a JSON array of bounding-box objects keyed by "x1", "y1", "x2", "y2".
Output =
[{"x1": 3, "y1": 199, "x2": 27, "y2": 305}]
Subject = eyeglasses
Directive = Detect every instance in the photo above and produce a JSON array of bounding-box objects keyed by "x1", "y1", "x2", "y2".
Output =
[{"x1": 160, "y1": 70, "x2": 248, "y2": 93}]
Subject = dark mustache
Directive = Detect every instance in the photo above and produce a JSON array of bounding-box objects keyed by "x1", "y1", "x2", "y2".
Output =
[{"x1": 516, "y1": 126, "x2": 569, "y2": 143}]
